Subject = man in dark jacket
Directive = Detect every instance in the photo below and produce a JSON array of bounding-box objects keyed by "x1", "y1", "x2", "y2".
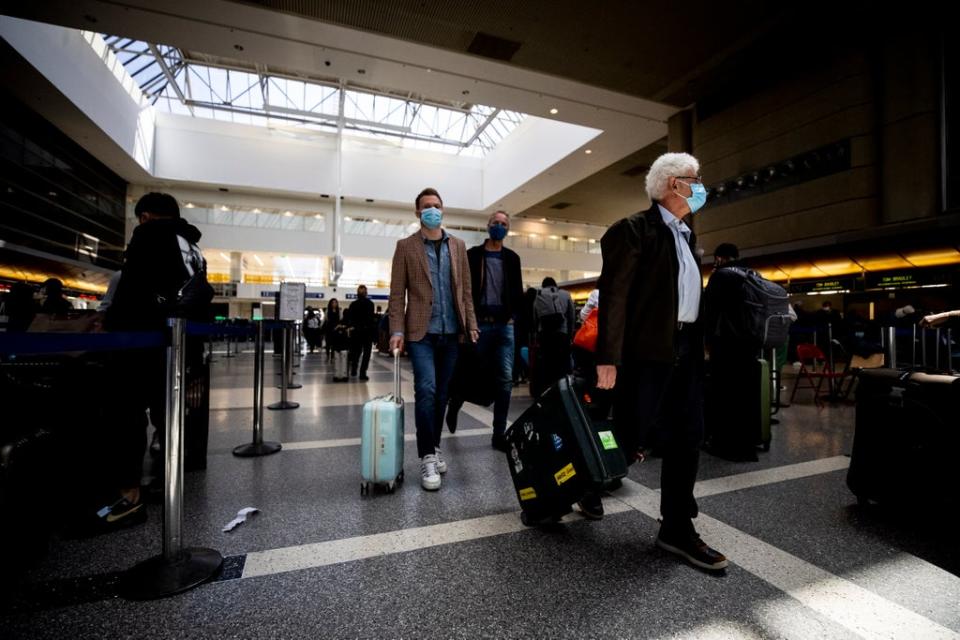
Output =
[
  {"x1": 445, "y1": 210, "x2": 524, "y2": 450},
  {"x1": 347, "y1": 284, "x2": 376, "y2": 380},
  {"x1": 101, "y1": 192, "x2": 209, "y2": 527},
  {"x1": 595, "y1": 152, "x2": 727, "y2": 572},
  {"x1": 701, "y1": 243, "x2": 760, "y2": 462}
]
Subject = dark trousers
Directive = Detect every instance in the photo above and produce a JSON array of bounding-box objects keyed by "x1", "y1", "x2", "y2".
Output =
[
  {"x1": 531, "y1": 330, "x2": 571, "y2": 398},
  {"x1": 109, "y1": 348, "x2": 165, "y2": 489},
  {"x1": 615, "y1": 327, "x2": 704, "y2": 536},
  {"x1": 349, "y1": 332, "x2": 372, "y2": 376}
]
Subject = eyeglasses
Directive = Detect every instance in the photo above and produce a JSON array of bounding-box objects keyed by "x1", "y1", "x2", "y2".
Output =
[{"x1": 675, "y1": 175, "x2": 703, "y2": 184}]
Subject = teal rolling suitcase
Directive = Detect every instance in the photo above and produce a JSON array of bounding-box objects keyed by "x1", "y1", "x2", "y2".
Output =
[{"x1": 360, "y1": 351, "x2": 404, "y2": 495}]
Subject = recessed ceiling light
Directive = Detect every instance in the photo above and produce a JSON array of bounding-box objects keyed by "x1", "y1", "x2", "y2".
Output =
[
  {"x1": 588, "y1": 239, "x2": 596, "y2": 244},
  {"x1": 185, "y1": 202, "x2": 195, "y2": 208},
  {"x1": 252, "y1": 208, "x2": 261, "y2": 213},
  {"x1": 220, "y1": 205, "x2": 229, "y2": 211},
  {"x1": 540, "y1": 217, "x2": 548, "y2": 222},
  {"x1": 585, "y1": 149, "x2": 593, "y2": 155},
  {"x1": 549, "y1": 235, "x2": 559, "y2": 240},
  {"x1": 344, "y1": 216, "x2": 352, "y2": 221},
  {"x1": 549, "y1": 108, "x2": 558, "y2": 115},
  {"x1": 314, "y1": 214, "x2": 322, "y2": 219},
  {"x1": 284, "y1": 211, "x2": 293, "y2": 216},
  {"x1": 372, "y1": 219, "x2": 380, "y2": 224}
]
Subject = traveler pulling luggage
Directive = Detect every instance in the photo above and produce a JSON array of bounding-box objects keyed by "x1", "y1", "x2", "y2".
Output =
[
  {"x1": 360, "y1": 349, "x2": 405, "y2": 495},
  {"x1": 504, "y1": 375, "x2": 627, "y2": 525},
  {"x1": 847, "y1": 368, "x2": 960, "y2": 509},
  {"x1": 331, "y1": 323, "x2": 351, "y2": 382}
]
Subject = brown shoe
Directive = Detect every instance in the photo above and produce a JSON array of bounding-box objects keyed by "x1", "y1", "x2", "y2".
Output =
[{"x1": 656, "y1": 530, "x2": 728, "y2": 571}]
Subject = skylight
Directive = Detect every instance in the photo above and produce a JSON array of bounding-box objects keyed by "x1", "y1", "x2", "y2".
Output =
[{"x1": 100, "y1": 35, "x2": 526, "y2": 157}]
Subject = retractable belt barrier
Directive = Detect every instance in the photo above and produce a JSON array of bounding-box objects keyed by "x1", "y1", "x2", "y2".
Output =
[{"x1": 0, "y1": 318, "x2": 297, "y2": 600}]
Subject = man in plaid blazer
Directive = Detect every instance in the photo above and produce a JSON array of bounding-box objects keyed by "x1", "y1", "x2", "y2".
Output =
[{"x1": 389, "y1": 187, "x2": 478, "y2": 491}]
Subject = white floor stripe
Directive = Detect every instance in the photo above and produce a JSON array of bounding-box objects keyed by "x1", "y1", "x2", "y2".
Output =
[
  {"x1": 281, "y1": 427, "x2": 492, "y2": 451},
  {"x1": 242, "y1": 502, "x2": 632, "y2": 579},
  {"x1": 692, "y1": 456, "x2": 851, "y2": 498},
  {"x1": 613, "y1": 479, "x2": 960, "y2": 640}
]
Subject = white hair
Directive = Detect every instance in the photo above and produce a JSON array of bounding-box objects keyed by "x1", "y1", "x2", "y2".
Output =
[
  {"x1": 488, "y1": 210, "x2": 510, "y2": 225},
  {"x1": 645, "y1": 152, "x2": 700, "y2": 201}
]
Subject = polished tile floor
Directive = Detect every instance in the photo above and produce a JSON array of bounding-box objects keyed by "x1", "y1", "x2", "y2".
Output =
[{"x1": 3, "y1": 346, "x2": 957, "y2": 639}]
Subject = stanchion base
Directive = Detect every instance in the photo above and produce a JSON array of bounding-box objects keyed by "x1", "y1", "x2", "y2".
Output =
[
  {"x1": 233, "y1": 441, "x2": 282, "y2": 457},
  {"x1": 268, "y1": 401, "x2": 300, "y2": 410},
  {"x1": 276, "y1": 383, "x2": 303, "y2": 389},
  {"x1": 120, "y1": 547, "x2": 223, "y2": 601}
]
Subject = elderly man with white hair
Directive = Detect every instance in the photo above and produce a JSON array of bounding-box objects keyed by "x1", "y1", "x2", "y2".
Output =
[{"x1": 592, "y1": 152, "x2": 728, "y2": 572}]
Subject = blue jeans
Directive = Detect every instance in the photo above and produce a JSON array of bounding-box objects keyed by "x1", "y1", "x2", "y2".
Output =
[
  {"x1": 407, "y1": 333, "x2": 460, "y2": 459},
  {"x1": 450, "y1": 322, "x2": 515, "y2": 434}
]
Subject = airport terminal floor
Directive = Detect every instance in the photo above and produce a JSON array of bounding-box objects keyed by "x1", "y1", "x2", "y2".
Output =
[{"x1": 3, "y1": 347, "x2": 959, "y2": 640}]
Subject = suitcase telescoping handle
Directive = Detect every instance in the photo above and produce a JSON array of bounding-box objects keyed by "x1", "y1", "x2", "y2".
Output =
[{"x1": 392, "y1": 348, "x2": 402, "y2": 404}]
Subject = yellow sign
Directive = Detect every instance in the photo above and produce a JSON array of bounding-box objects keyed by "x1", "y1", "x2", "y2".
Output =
[
  {"x1": 519, "y1": 487, "x2": 537, "y2": 501},
  {"x1": 554, "y1": 463, "x2": 576, "y2": 486}
]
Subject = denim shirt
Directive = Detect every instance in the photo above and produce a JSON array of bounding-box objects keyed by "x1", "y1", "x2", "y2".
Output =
[
  {"x1": 424, "y1": 231, "x2": 459, "y2": 335},
  {"x1": 658, "y1": 204, "x2": 700, "y2": 323}
]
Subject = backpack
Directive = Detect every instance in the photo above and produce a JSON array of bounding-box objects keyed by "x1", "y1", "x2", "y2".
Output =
[
  {"x1": 306, "y1": 316, "x2": 320, "y2": 329},
  {"x1": 722, "y1": 266, "x2": 793, "y2": 349},
  {"x1": 168, "y1": 236, "x2": 214, "y2": 320}
]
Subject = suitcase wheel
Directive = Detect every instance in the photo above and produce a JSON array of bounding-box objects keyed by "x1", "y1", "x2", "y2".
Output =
[
  {"x1": 386, "y1": 481, "x2": 396, "y2": 493},
  {"x1": 397, "y1": 471, "x2": 405, "y2": 483},
  {"x1": 360, "y1": 482, "x2": 370, "y2": 496},
  {"x1": 760, "y1": 442, "x2": 770, "y2": 452}
]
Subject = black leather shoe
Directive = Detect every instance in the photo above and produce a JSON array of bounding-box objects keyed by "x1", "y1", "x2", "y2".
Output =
[
  {"x1": 656, "y1": 530, "x2": 728, "y2": 571},
  {"x1": 446, "y1": 408, "x2": 459, "y2": 434},
  {"x1": 491, "y1": 433, "x2": 509, "y2": 452},
  {"x1": 576, "y1": 492, "x2": 604, "y2": 520}
]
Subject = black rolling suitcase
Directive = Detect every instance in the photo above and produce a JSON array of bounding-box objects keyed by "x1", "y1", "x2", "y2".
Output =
[
  {"x1": 847, "y1": 368, "x2": 960, "y2": 509},
  {"x1": 505, "y1": 375, "x2": 627, "y2": 526}
]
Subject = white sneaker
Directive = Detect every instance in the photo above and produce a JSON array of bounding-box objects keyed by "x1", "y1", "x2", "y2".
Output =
[
  {"x1": 435, "y1": 448, "x2": 448, "y2": 474},
  {"x1": 420, "y1": 454, "x2": 441, "y2": 491}
]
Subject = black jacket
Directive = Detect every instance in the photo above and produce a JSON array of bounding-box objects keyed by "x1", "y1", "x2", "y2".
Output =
[
  {"x1": 466, "y1": 243, "x2": 524, "y2": 324},
  {"x1": 347, "y1": 296, "x2": 376, "y2": 338},
  {"x1": 702, "y1": 261, "x2": 755, "y2": 352},
  {"x1": 106, "y1": 218, "x2": 203, "y2": 331},
  {"x1": 596, "y1": 203, "x2": 703, "y2": 366}
]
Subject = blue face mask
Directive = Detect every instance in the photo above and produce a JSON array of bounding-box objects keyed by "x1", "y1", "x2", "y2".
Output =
[
  {"x1": 420, "y1": 206, "x2": 442, "y2": 229},
  {"x1": 683, "y1": 182, "x2": 707, "y2": 213},
  {"x1": 488, "y1": 224, "x2": 508, "y2": 241}
]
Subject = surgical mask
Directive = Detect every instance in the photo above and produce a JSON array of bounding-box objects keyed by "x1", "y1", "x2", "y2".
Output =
[
  {"x1": 682, "y1": 182, "x2": 707, "y2": 213},
  {"x1": 420, "y1": 206, "x2": 442, "y2": 229},
  {"x1": 488, "y1": 224, "x2": 508, "y2": 241}
]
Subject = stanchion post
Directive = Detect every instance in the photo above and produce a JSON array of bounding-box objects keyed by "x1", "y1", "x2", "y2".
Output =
[
  {"x1": 234, "y1": 320, "x2": 282, "y2": 456},
  {"x1": 921, "y1": 329, "x2": 928, "y2": 367},
  {"x1": 911, "y1": 324, "x2": 917, "y2": 367},
  {"x1": 120, "y1": 318, "x2": 222, "y2": 600},
  {"x1": 885, "y1": 326, "x2": 897, "y2": 370},
  {"x1": 826, "y1": 323, "x2": 836, "y2": 396},
  {"x1": 286, "y1": 326, "x2": 302, "y2": 387},
  {"x1": 269, "y1": 323, "x2": 299, "y2": 410},
  {"x1": 934, "y1": 328, "x2": 941, "y2": 371},
  {"x1": 948, "y1": 328, "x2": 954, "y2": 374}
]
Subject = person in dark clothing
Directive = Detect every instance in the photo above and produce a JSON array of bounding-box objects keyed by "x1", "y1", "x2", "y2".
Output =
[
  {"x1": 445, "y1": 210, "x2": 525, "y2": 451},
  {"x1": 1, "y1": 282, "x2": 37, "y2": 331},
  {"x1": 701, "y1": 243, "x2": 760, "y2": 462},
  {"x1": 323, "y1": 298, "x2": 341, "y2": 360},
  {"x1": 595, "y1": 152, "x2": 727, "y2": 572},
  {"x1": 304, "y1": 307, "x2": 322, "y2": 353},
  {"x1": 101, "y1": 192, "x2": 210, "y2": 528},
  {"x1": 530, "y1": 277, "x2": 576, "y2": 397},
  {"x1": 347, "y1": 285, "x2": 376, "y2": 380},
  {"x1": 38, "y1": 278, "x2": 72, "y2": 314}
]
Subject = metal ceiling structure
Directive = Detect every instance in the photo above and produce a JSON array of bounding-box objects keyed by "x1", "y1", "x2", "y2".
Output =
[{"x1": 101, "y1": 34, "x2": 526, "y2": 156}]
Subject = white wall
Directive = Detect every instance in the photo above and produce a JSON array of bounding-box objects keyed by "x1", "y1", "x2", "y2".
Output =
[
  {"x1": 0, "y1": 18, "x2": 153, "y2": 173},
  {"x1": 482, "y1": 117, "x2": 602, "y2": 208}
]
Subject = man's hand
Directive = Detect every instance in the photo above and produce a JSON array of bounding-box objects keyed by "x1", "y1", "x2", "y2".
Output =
[
  {"x1": 389, "y1": 335, "x2": 404, "y2": 353},
  {"x1": 470, "y1": 329, "x2": 479, "y2": 343},
  {"x1": 920, "y1": 311, "x2": 957, "y2": 328},
  {"x1": 596, "y1": 365, "x2": 617, "y2": 390}
]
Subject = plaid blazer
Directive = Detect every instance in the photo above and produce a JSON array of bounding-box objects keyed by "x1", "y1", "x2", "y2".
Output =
[{"x1": 389, "y1": 230, "x2": 478, "y2": 342}]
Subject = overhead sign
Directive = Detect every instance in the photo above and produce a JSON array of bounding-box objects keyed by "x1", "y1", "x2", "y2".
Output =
[
  {"x1": 788, "y1": 278, "x2": 857, "y2": 294},
  {"x1": 865, "y1": 269, "x2": 951, "y2": 290},
  {"x1": 345, "y1": 293, "x2": 389, "y2": 300}
]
